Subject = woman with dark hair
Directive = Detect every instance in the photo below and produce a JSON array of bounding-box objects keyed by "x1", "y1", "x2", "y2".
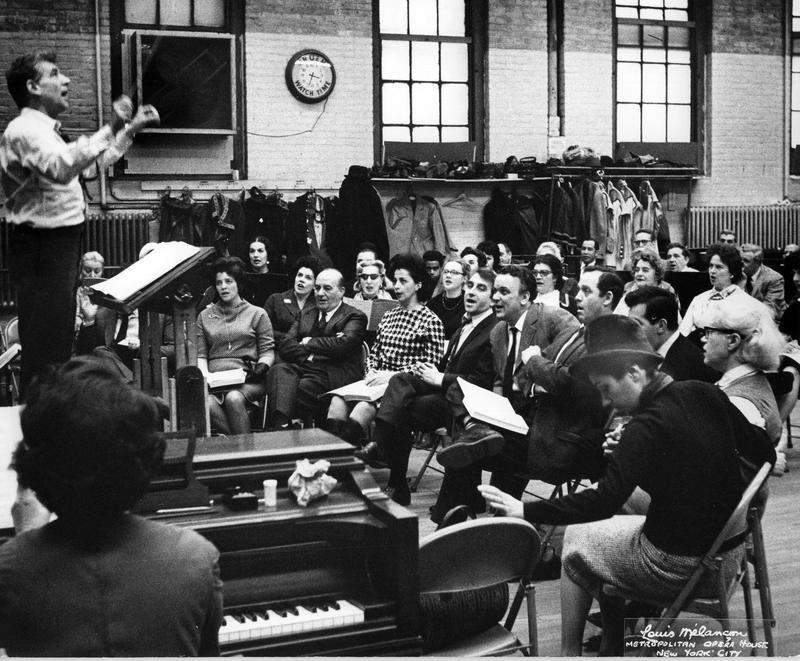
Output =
[
  {"x1": 0, "y1": 357, "x2": 222, "y2": 656},
  {"x1": 679, "y1": 243, "x2": 750, "y2": 336},
  {"x1": 615, "y1": 247, "x2": 679, "y2": 315},
  {"x1": 426, "y1": 258, "x2": 467, "y2": 339},
  {"x1": 531, "y1": 253, "x2": 578, "y2": 317},
  {"x1": 325, "y1": 253, "x2": 445, "y2": 503},
  {"x1": 477, "y1": 240, "x2": 501, "y2": 271},
  {"x1": 242, "y1": 235, "x2": 286, "y2": 306},
  {"x1": 264, "y1": 255, "x2": 320, "y2": 344},
  {"x1": 197, "y1": 256, "x2": 275, "y2": 435}
]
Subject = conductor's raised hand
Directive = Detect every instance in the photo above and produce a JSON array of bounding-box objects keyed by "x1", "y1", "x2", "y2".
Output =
[
  {"x1": 111, "y1": 95, "x2": 133, "y2": 134},
  {"x1": 477, "y1": 484, "x2": 525, "y2": 519},
  {"x1": 129, "y1": 104, "x2": 160, "y2": 133}
]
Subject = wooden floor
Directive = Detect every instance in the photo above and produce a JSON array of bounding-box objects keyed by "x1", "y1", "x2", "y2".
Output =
[{"x1": 398, "y1": 412, "x2": 800, "y2": 657}]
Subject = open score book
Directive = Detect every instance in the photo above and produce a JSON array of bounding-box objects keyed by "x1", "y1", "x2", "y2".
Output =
[{"x1": 456, "y1": 377, "x2": 529, "y2": 435}]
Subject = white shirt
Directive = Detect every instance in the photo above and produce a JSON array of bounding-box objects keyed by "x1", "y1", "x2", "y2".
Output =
[
  {"x1": 679, "y1": 284, "x2": 748, "y2": 336},
  {"x1": 320, "y1": 301, "x2": 342, "y2": 324},
  {"x1": 534, "y1": 289, "x2": 560, "y2": 308},
  {"x1": 657, "y1": 330, "x2": 681, "y2": 358},
  {"x1": 455, "y1": 308, "x2": 493, "y2": 353},
  {"x1": 507, "y1": 313, "x2": 526, "y2": 391},
  {"x1": 0, "y1": 108, "x2": 133, "y2": 228}
]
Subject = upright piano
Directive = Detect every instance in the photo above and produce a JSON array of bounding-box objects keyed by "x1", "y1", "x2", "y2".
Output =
[{"x1": 147, "y1": 429, "x2": 422, "y2": 656}]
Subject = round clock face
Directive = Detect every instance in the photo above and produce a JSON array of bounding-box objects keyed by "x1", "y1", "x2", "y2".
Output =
[{"x1": 285, "y1": 50, "x2": 336, "y2": 103}]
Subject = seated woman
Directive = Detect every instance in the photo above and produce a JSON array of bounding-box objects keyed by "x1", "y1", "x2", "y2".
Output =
[
  {"x1": 477, "y1": 239, "x2": 500, "y2": 272},
  {"x1": 264, "y1": 255, "x2": 319, "y2": 345},
  {"x1": 615, "y1": 247, "x2": 680, "y2": 315},
  {"x1": 679, "y1": 243, "x2": 750, "y2": 337},
  {"x1": 426, "y1": 258, "x2": 467, "y2": 339},
  {"x1": 325, "y1": 253, "x2": 445, "y2": 502},
  {"x1": 698, "y1": 294, "x2": 786, "y2": 470},
  {"x1": 197, "y1": 256, "x2": 275, "y2": 435},
  {"x1": 353, "y1": 258, "x2": 394, "y2": 301},
  {"x1": 479, "y1": 315, "x2": 775, "y2": 656},
  {"x1": 779, "y1": 247, "x2": 800, "y2": 343},
  {"x1": 531, "y1": 253, "x2": 578, "y2": 317},
  {"x1": 242, "y1": 235, "x2": 286, "y2": 307},
  {"x1": 536, "y1": 241, "x2": 579, "y2": 298},
  {"x1": 0, "y1": 357, "x2": 222, "y2": 656}
]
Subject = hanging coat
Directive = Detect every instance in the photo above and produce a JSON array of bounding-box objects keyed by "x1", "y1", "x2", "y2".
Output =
[
  {"x1": 385, "y1": 192, "x2": 449, "y2": 258},
  {"x1": 286, "y1": 192, "x2": 336, "y2": 270},
  {"x1": 243, "y1": 187, "x2": 289, "y2": 269}
]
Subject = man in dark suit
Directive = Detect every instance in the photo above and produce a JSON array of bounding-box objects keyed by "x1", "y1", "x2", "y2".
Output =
[
  {"x1": 624, "y1": 285, "x2": 719, "y2": 383},
  {"x1": 430, "y1": 265, "x2": 579, "y2": 520},
  {"x1": 355, "y1": 267, "x2": 499, "y2": 505},
  {"x1": 266, "y1": 268, "x2": 366, "y2": 428}
]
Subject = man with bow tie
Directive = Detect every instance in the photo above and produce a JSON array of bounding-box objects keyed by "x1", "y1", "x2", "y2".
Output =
[
  {"x1": 266, "y1": 268, "x2": 366, "y2": 428},
  {"x1": 1, "y1": 49, "x2": 158, "y2": 396}
]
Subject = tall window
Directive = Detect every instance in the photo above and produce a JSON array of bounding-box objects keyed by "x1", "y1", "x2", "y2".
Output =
[
  {"x1": 377, "y1": 0, "x2": 475, "y2": 144},
  {"x1": 615, "y1": 0, "x2": 694, "y2": 144},
  {"x1": 791, "y1": 1, "x2": 800, "y2": 173}
]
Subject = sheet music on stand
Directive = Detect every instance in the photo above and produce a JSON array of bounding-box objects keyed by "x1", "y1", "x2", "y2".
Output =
[{"x1": 91, "y1": 242, "x2": 201, "y2": 303}]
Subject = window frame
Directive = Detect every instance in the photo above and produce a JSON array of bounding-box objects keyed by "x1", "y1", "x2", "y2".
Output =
[
  {"x1": 790, "y1": 1, "x2": 800, "y2": 175},
  {"x1": 612, "y1": 0, "x2": 706, "y2": 169},
  {"x1": 109, "y1": 0, "x2": 246, "y2": 178},
  {"x1": 372, "y1": 0, "x2": 486, "y2": 162}
]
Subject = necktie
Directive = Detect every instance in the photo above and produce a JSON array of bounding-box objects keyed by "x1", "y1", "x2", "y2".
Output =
[
  {"x1": 503, "y1": 327, "x2": 519, "y2": 398},
  {"x1": 745, "y1": 274, "x2": 753, "y2": 295}
]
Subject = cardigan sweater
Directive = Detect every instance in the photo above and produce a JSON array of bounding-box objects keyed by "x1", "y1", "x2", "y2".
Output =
[{"x1": 523, "y1": 378, "x2": 775, "y2": 556}]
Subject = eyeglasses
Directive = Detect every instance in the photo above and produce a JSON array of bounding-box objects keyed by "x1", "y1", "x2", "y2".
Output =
[
  {"x1": 442, "y1": 269, "x2": 464, "y2": 276},
  {"x1": 532, "y1": 269, "x2": 553, "y2": 277},
  {"x1": 359, "y1": 273, "x2": 380, "y2": 280},
  {"x1": 633, "y1": 239, "x2": 651, "y2": 247},
  {"x1": 700, "y1": 326, "x2": 736, "y2": 338}
]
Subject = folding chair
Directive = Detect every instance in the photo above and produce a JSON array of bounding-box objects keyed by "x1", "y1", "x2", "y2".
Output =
[
  {"x1": 409, "y1": 427, "x2": 448, "y2": 492},
  {"x1": 0, "y1": 316, "x2": 21, "y2": 404},
  {"x1": 601, "y1": 462, "x2": 773, "y2": 654},
  {"x1": 418, "y1": 518, "x2": 541, "y2": 656}
]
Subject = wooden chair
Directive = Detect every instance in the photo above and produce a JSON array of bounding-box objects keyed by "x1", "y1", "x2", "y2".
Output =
[
  {"x1": 418, "y1": 518, "x2": 541, "y2": 656},
  {"x1": 601, "y1": 462, "x2": 773, "y2": 654}
]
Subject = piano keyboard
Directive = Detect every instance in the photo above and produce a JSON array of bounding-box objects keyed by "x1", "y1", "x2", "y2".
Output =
[{"x1": 220, "y1": 599, "x2": 365, "y2": 644}]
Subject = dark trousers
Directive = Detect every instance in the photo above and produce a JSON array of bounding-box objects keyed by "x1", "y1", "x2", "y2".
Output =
[
  {"x1": 375, "y1": 373, "x2": 451, "y2": 489},
  {"x1": 10, "y1": 224, "x2": 83, "y2": 397},
  {"x1": 433, "y1": 388, "x2": 533, "y2": 519},
  {"x1": 266, "y1": 362, "x2": 330, "y2": 422}
]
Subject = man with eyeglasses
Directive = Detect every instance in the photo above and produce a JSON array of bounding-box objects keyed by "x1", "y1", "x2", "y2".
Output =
[{"x1": 266, "y1": 268, "x2": 367, "y2": 428}]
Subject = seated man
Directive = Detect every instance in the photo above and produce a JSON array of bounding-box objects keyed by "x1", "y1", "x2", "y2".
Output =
[
  {"x1": 431, "y1": 264, "x2": 579, "y2": 521},
  {"x1": 740, "y1": 242, "x2": 786, "y2": 322},
  {"x1": 624, "y1": 285, "x2": 719, "y2": 383},
  {"x1": 267, "y1": 268, "x2": 367, "y2": 427},
  {"x1": 0, "y1": 357, "x2": 222, "y2": 656},
  {"x1": 358, "y1": 267, "x2": 499, "y2": 506}
]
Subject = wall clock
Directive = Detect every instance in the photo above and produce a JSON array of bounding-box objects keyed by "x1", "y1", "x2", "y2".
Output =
[{"x1": 285, "y1": 49, "x2": 336, "y2": 103}]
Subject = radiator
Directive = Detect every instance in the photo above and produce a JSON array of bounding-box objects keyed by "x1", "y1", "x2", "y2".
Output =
[
  {"x1": 0, "y1": 210, "x2": 153, "y2": 310},
  {"x1": 687, "y1": 204, "x2": 800, "y2": 250}
]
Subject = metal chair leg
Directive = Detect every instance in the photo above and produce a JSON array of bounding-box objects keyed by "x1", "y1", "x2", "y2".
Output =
[
  {"x1": 748, "y1": 508, "x2": 775, "y2": 656},
  {"x1": 409, "y1": 432, "x2": 441, "y2": 493}
]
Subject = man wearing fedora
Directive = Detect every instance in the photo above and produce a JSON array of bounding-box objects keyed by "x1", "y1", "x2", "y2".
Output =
[{"x1": 480, "y1": 314, "x2": 775, "y2": 656}]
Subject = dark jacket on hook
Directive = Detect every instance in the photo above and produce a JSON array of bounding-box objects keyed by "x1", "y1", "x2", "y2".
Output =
[
  {"x1": 286, "y1": 191, "x2": 336, "y2": 271},
  {"x1": 243, "y1": 187, "x2": 289, "y2": 269}
]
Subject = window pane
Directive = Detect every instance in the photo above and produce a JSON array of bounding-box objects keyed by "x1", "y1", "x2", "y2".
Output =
[
  {"x1": 413, "y1": 126, "x2": 440, "y2": 141},
  {"x1": 384, "y1": 126, "x2": 411, "y2": 143},
  {"x1": 668, "y1": 26, "x2": 690, "y2": 48},
  {"x1": 380, "y1": 0, "x2": 408, "y2": 33},
  {"x1": 641, "y1": 0, "x2": 663, "y2": 7},
  {"x1": 617, "y1": 0, "x2": 638, "y2": 6},
  {"x1": 642, "y1": 104, "x2": 666, "y2": 141},
  {"x1": 409, "y1": 0, "x2": 437, "y2": 35},
  {"x1": 412, "y1": 82, "x2": 439, "y2": 123},
  {"x1": 793, "y1": 111, "x2": 800, "y2": 148},
  {"x1": 794, "y1": 0, "x2": 800, "y2": 15},
  {"x1": 617, "y1": 47, "x2": 641, "y2": 62},
  {"x1": 667, "y1": 104, "x2": 691, "y2": 141},
  {"x1": 194, "y1": 0, "x2": 225, "y2": 27},
  {"x1": 160, "y1": 0, "x2": 191, "y2": 25},
  {"x1": 441, "y1": 42, "x2": 468, "y2": 81},
  {"x1": 640, "y1": 8, "x2": 664, "y2": 20},
  {"x1": 667, "y1": 49, "x2": 690, "y2": 63},
  {"x1": 665, "y1": 0, "x2": 688, "y2": 8},
  {"x1": 412, "y1": 41, "x2": 439, "y2": 81},
  {"x1": 125, "y1": 0, "x2": 156, "y2": 24},
  {"x1": 795, "y1": 18, "x2": 800, "y2": 32},
  {"x1": 438, "y1": 0, "x2": 465, "y2": 36},
  {"x1": 664, "y1": 9, "x2": 689, "y2": 20},
  {"x1": 383, "y1": 82, "x2": 410, "y2": 123},
  {"x1": 442, "y1": 126, "x2": 469, "y2": 141},
  {"x1": 667, "y1": 64, "x2": 691, "y2": 103},
  {"x1": 617, "y1": 24, "x2": 640, "y2": 46},
  {"x1": 383, "y1": 41, "x2": 410, "y2": 79},
  {"x1": 643, "y1": 26, "x2": 664, "y2": 48},
  {"x1": 441, "y1": 83, "x2": 468, "y2": 123},
  {"x1": 617, "y1": 63, "x2": 642, "y2": 102},
  {"x1": 643, "y1": 48, "x2": 666, "y2": 62},
  {"x1": 794, "y1": 56, "x2": 800, "y2": 74},
  {"x1": 793, "y1": 74, "x2": 800, "y2": 111},
  {"x1": 616, "y1": 7, "x2": 639, "y2": 18},
  {"x1": 617, "y1": 104, "x2": 641, "y2": 141},
  {"x1": 642, "y1": 63, "x2": 666, "y2": 102}
]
